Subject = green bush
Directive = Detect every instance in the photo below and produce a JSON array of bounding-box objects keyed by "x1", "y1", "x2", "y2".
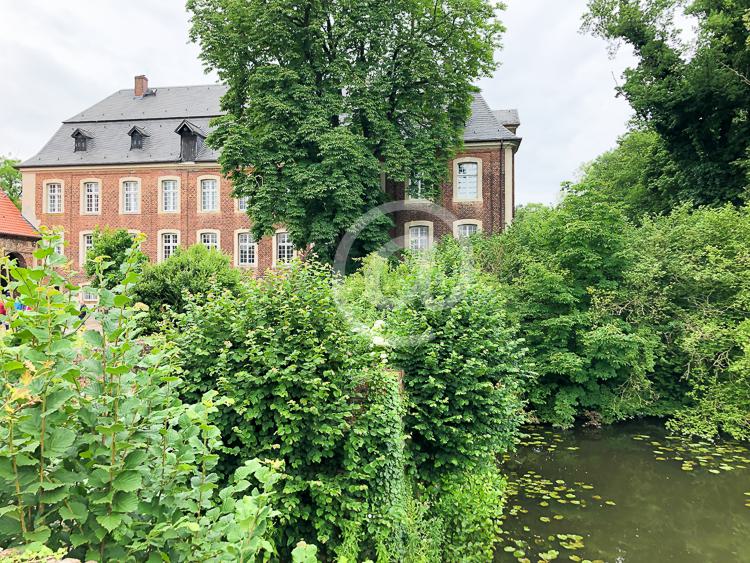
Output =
[
  {"x1": 477, "y1": 197, "x2": 661, "y2": 428},
  {"x1": 172, "y1": 260, "x2": 406, "y2": 559},
  {"x1": 0, "y1": 231, "x2": 301, "y2": 562},
  {"x1": 620, "y1": 205, "x2": 750, "y2": 440},
  {"x1": 477, "y1": 196, "x2": 750, "y2": 440},
  {"x1": 382, "y1": 244, "x2": 528, "y2": 481},
  {"x1": 84, "y1": 228, "x2": 148, "y2": 289},
  {"x1": 132, "y1": 244, "x2": 242, "y2": 331},
  {"x1": 431, "y1": 465, "x2": 505, "y2": 563},
  {"x1": 341, "y1": 240, "x2": 526, "y2": 559}
]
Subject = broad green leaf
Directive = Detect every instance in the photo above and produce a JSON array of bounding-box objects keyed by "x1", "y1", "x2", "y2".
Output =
[{"x1": 113, "y1": 470, "x2": 142, "y2": 492}]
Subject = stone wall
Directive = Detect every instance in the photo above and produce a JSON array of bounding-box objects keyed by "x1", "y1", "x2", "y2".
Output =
[{"x1": 0, "y1": 235, "x2": 37, "y2": 267}]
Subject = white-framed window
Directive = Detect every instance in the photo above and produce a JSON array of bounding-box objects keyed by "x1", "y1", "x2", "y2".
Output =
[
  {"x1": 121, "y1": 180, "x2": 140, "y2": 214},
  {"x1": 457, "y1": 163, "x2": 478, "y2": 199},
  {"x1": 274, "y1": 231, "x2": 295, "y2": 265},
  {"x1": 405, "y1": 221, "x2": 433, "y2": 252},
  {"x1": 406, "y1": 177, "x2": 428, "y2": 201},
  {"x1": 46, "y1": 182, "x2": 63, "y2": 214},
  {"x1": 453, "y1": 158, "x2": 483, "y2": 202},
  {"x1": 83, "y1": 181, "x2": 100, "y2": 214},
  {"x1": 54, "y1": 233, "x2": 65, "y2": 257},
  {"x1": 237, "y1": 195, "x2": 249, "y2": 212},
  {"x1": 454, "y1": 220, "x2": 482, "y2": 240},
  {"x1": 80, "y1": 231, "x2": 94, "y2": 266},
  {"x1": 236, "y1": 231, "x2": 257, "y2": 267},
  {"x1": 160, "y1": 178, "x2": 180, "y2": 213},
  {"x1": 200, "y1": 178, "x2": 219, "y2": 212},
  {"x1": 81, "y1": 287, "x2": 98, "y2": 303},
  {"x1": 409, "y1": 226, "x2": 429, "y2": 251},
  {"x1": 160, "y1": 232, "x2": 179, "y2": 261},
  {"x1": 199, "y1": 231, "x2": 219, "y2": 250}
]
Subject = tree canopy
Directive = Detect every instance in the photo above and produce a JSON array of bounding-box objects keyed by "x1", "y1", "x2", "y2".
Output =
[
  {"x1": 0, "y1": 156, "x2": 22, "y2": 208},
  {"x1": 583, "y1": 0, "x2": 750, "y2": 208},
  {"x1": 187, "y1": 0, "x2": 505, "y2": 261}
]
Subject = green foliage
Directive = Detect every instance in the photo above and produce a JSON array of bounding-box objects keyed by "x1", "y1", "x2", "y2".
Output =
[
  {"x1": 570, "y1": 129, "x2": 690, "y2": 221},
  {"x1": 372, "y1": 243, "x2": 528, "y2": 481},
  {"x1": 132, "y1": 244, "x2": 242, "y2": 331},
  {"x1": 187, "y1": 0, "x2": 505, "y2": 261},
  {"x1": 0, "y1": 230, "x2": 302, "y2": 562},
  {"x1": 172, "y1": 260, "x2": 406, "y2": 559},
  {"x1": 430, "y1": 466, "x2": 505, "y2": 563},
  {"x1": 583, "y1": 0, "x2": 750, "y2": 208},
  {"x1": 479, "y1": 197, "x2": 660, "y2": 428},
  {"x1": 478, "y1": 196, "x2": 750, "y2": 440},
  {"x1": 619, "y1": 204, "x2": 750, "y2": 440},
  {"x1": 84, "y1": 228, "x2": 148, "y2": 290},
  {"x1": 0, "y1": 156, "x2": 21, "y2": 208}
]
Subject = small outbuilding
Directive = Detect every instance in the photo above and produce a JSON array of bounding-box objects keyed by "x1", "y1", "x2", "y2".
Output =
[{"x1": 0, "y1": 191, "x2": 40, "y2": 270}]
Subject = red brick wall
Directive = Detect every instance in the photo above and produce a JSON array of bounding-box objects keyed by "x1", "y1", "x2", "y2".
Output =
[
  {"x1": 34, "y1": 165, "x2": 277, "y2": 272},
  {"x1": 31, "y1": 144, "x2": 511, "y2": 272},
  {"x1": 386, "y1": 145, "x2": 507, "y2": 244}
]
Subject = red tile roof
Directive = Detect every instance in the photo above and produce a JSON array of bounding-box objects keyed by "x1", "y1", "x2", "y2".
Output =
[{"x1": 0, "y1": 192, "x2": 40, "y2": 239}]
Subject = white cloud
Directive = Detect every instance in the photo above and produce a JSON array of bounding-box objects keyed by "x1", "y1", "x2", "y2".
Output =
[{"x1": 0, "y1": 0, "x2": 635, "y2": 205}]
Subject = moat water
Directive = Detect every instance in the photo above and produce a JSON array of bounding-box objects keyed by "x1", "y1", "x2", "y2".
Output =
[{"x1": 496, "y1": 421, "x2": 750, "y2": 563}]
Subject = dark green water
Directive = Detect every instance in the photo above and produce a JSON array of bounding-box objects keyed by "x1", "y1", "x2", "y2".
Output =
[{"x1": 496, "y1": 421, "x2": 750, "y2": 563}]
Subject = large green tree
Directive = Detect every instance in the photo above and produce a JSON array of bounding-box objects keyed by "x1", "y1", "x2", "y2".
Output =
[
  {"x1": 583, "y1": 0, "x2": 750, "y2": 207},
  {"x1": 187, "y1": 0, "x2": 504, "y2": 261},
  {"x1": 0, "y1": 156, "x2": 22, "y2": 208}
]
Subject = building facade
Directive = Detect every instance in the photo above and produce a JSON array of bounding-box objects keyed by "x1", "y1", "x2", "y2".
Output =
[
  {"x1": 0, "y1": 191, "x2": 40, "y2": 271},
  {"x1": 19, "y1": 75, "x2": 521, "y2": 281}
]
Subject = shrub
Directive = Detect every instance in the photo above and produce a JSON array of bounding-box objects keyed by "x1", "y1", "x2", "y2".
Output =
[
  {"x1": 172, "y1": 260, "x2": 406, "y2": 559},
  {"x1": 131, "y1": 244, "x2": 242, "y2": 331},
  {"x1": 340, "y1": 240, "x2": 526, "y2": 559},
  {"x1": 0, "y1": 231, "x2": 299, "y2": 562},
  {"x1": 477, "y1": 197, "x2": 661, "y2": 428},
  {"x1": 620, "y1": 205, "x2": 750, "y2": 440},
  {"x1": 431, "y1": 465, "x2": 505, "y2": 563},
  {"x1": 376, "y1": 242, "x2": 529, "y2": 481},
  {"x1": 84, "y1": 228, "x2": 148, "y2": 289}
]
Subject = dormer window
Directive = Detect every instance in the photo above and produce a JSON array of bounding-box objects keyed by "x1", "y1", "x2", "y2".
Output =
[
  {"x1": 127, "y1": 126, "x2": 149, "y2": 150},
  {"x1": 71, "y1": 128, "x2": 93, "y2": 152},
  {"x1": 174, "y1": 120, "x2": 206, "y2": 162}
]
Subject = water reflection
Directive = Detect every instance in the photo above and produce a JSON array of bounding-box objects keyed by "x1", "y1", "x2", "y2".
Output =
[{"x1": 496, "y1": 422, "x2": 750, "y2": 562}]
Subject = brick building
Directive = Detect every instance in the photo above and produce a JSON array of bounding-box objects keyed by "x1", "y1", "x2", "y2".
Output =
[
  {"x1": 0, "y1": 191, "x2": 39, "y2": 271},
  {"x1": 19, "y1": 75, "x2": 521, "y2": 283}
]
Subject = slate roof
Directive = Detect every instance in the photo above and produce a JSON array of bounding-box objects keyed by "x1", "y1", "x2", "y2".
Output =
[
  {"x1": 493, "y1": 109, "x2": 521, "y2": 127},
  {"x1": 463, "y1": 94, "x2": 520, "y2": 142},
  {"x1": 21, "y1": 85, "x2": 520, "y2": 168},
  {"x1": 0, "y1": 192, "x2": 40, "y2": 239}
]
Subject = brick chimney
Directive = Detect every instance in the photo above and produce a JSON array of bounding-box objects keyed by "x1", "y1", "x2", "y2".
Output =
[{"x1": 134, "y1": 75, "x2": 148, "y2": 97}]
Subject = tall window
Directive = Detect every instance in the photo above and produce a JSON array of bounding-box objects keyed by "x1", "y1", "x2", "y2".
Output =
[
  {"x1": 238, "y1": 232, "x2": 257, "y2": 266},
  {"x1": 46, "y1": 183, "x2": 62, "y2": 213},
  {"x1": 161, "y1": 233, "x2": 179, "y2": 260},
  {"x1": 122, "y1": 181, "x2": 140, "y2": 213},
  {"x1": 200, "y1": 179, "x2": 218, "y2": 212},
  {"x1": 200, "y1": 232, "x2": 219, "y2": 250},
  {"x1": 276, "y1": 232, "x2": 294, "y2": 264},
  {"x1": 407, "y1": 177, "x2": 427, "y2": 200},
  {"x1": 457, "y1": 223, "x2": 479, "y2": 239},
  {"x1": 162, "y1": 180, "x2": 179, "y2": 212},
  {"x1": 237, "y1": 196, "x2": 249, "y2": 212},
  {"x1": 84, "y1": 182, "x2": 100, "y2": 214},
  {"x1": 409, "y1": 225, "x2": 430, "y2": 251},
  {"x1": 457, "y1": 162, "x2": 479, "y2": 200},
  {"x1": 82, "y1": 232, "x2": 94, "y2": 264}
]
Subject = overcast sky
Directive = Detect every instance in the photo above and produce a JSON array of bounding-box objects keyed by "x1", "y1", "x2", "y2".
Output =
[{"x1": 0, "y1": 0, "x2": 636, "y2": 205}]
